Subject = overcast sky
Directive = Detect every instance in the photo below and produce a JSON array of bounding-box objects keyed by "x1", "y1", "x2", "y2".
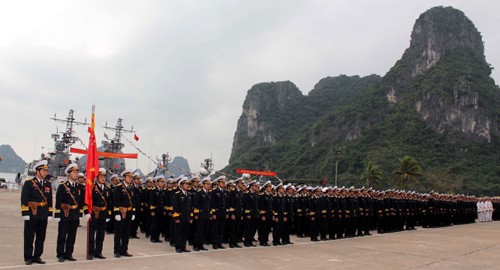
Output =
[{"x1": 1, "y1": 0, "x2": 499, "y2": 175}]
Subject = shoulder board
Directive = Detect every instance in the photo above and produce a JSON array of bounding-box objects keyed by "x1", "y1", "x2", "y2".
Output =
[
  {"x1": 45, "y1": 179, "x2": 51, "y2": 183},
  {"x1": 208, "y1": 189, "x2": 213, "y2": 192},
  {"x1": 116, "y1": 183, "x2": 122, "y2": 186},
  {"x1": 175, "y1": 191, "x2": 181, "y2": 194},
  {"x1": 196, "y1": 189, "x2": 202, "y2": 192}
]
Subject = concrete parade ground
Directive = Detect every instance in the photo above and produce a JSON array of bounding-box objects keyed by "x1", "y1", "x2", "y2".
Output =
[{"x1": 1, "y1": 190, "x2": 499, "y2": 270}]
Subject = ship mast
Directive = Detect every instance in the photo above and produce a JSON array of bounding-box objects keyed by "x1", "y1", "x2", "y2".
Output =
[{"x1": 48, "y1": 109, "x2": 88, "y2": 177}]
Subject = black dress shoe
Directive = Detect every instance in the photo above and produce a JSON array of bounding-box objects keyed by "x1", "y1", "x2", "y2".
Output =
[
  {"x1": 181, "y1": 249, "x2": 190, "y2": 253},
  {"x1": 260, "y1": 243, "x2": 270, "y2": 246},
  {"x1": 234, "y1": 244, "x2": 242, "y2": 248},
  {"x1": 311, "y1": 238, "x2": 319, "y2": 242},
  {"x1": 176, "y1": 249, "x2": 182, "y2": 253},
  {"x1": 212, "y1": 245, "x2": 219, "y2": 250},
  {"x1": 25, "y1": 260, "x2": 33, "y2": 265},
  {"x1": 58, "y1": 257, "x2": 65, "y2": 262},
  {"x1": 33, "y1": 258, "x2": 46, "y2": 264},
  {"x1": 199, "y1": 246, "x2": 208, "y2": 251},
  {"x1": 122, "y1": 252, "x2": 133, "y2": 257},
  {"x1": 130, "y1": 235, "x2": 140, "y2": 239},
  {"x1": 95, "y1": 254, "x2": 106, "y2": 259},
  {"x1": 244, "y1": 243, "x2": 251, "y2": 247},
  {"x1": 65, "y1": 255, "x2": 77, "y2": 261},
  {"x1": 87, "y1": 256, "x2": 94, "y2": 260},
  {"x1": 114, "y1": 253, "x2": 121, "y2": 258},
  {"x1": 193, "y1": 247, "x2": 200, "y2": 251},
  {"x1": 229, "y1": 244, "x2": 235, "y2": 248},
  {"x1": 217, "y1": 245, "x2": 226, "y2": 249}
]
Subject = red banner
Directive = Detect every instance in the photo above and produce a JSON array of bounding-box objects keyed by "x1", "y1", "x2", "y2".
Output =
[
  {"x1": 236, "y1": 168, "x2": 277, "y2": 177},
  {"x1": 70, "y1": 148, "x2": 138, "y2": 159},
  {"x1": 85, "y1": 106, "x2": 99, "y2": 216}
]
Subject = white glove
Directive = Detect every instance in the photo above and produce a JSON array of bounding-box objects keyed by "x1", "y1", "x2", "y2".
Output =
[
  {"x1": 22, "y1": 216, "x2": 30, "y2": 221},
  {"x1": 48, "y1": 217, "x2": 53, "y2": 221},
  {"x1": 106, "y1": 218, "x2": 110, "y2": 222},
  {"x1": 115, "y1": 215, "x2": 121, "y2": 221},
  {"x1": 54, "y1": 218, "x2": 60, "y2": 222},
  {"x1": 85, "y1": 214, "x2": 91, "y2": 219},
  {"x1": 132, "y1": 215, "x2": 135, "y2": 221}
]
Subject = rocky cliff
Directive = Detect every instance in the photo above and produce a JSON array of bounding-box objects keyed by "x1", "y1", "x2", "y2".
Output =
[{"x1": 226, "y1": 6, "x2": 500, "y2": 195}]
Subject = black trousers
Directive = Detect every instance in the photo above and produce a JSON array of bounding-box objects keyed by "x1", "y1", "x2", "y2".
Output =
[
  {"x1": 24, "y1": 219, "x2": 47, "y2": 262},
  {"x1": 89, "y1": 218, "x2": 106, "y2": 256},
  {"x1": 272, "y1": 219, "x2": 284, "y2": 244},
  {"x1": 174, "y1": 221, "x2": 189, "y2": 250},
  {"x1": 258, "y1": 217, "x2": 272, "y2": 244},
  {"x1": 56, "y1": 219, "x2": 79, "y2": 258},
  {"x1": 114, "y1": 218, "x2": 131, "y2": 254},
  {"x1": 243, "y1": 217, "x2": 255, "y2": 245},
  {"x1": 310, "y1": 218, "x2": 320, "y2": 240},
  {"x1": 283, "y1": 219, "x2": 292, "y2": 243},
  {"x1": 229, "y1": 217, "x2": 242, "y2": 245},
  {"x1": 188, "y1": 219, "x2": 197, "y2": 245},
  {"x1": 195, "y1": 218, "x2": 210, "y2": 248},
  {"x1": 150, "y1": 213, "x2": 165, "y2": 241},
  {"x1": 211, "y1": 217, "x2": 225, "y2": 247}
]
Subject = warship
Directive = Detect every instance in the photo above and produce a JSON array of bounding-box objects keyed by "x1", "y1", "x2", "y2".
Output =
[{"x1": 21, "y1": 110, "x2": 138, "y2": 185}]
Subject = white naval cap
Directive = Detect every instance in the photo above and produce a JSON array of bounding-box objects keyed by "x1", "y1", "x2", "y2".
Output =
[
  {"x1": 121, "y1": 169, "x2": 133, "y2": 177},
  {"x1": 132, "y1": 171, "x2": 142, "y2": 178},
  {"x1": 32, "y1": 160, "x2": 48, "y2": 171},
  {"x1": 64, "y1": 163, "x2": 79, "y2": 175},
  {"x1": 174, "y1": 175, "x2": 185, "y2": 182},
  {"x1": 98, "y1": 168, "x2": 106, "y2": 175},
  {"x1": 201, "y1": 176, "x2": 211, "y2": 183},
  {"x1": 262, "y1": 180, "x2": 272, "y2": 188},
  {"x1": 214, "y1": 175, "x2": 226, "y2": 182},
  {"x1": 178, "y1": 176, "x2": 189, "y2": 185},
  {"x1": 155, "y1": 175, "x2": 165, "y2": 181},
  {"x1": 78, "y1": 172, "x2": 86, "y2": 178},
  {"x1": 110, "y1": 174, "x2": 119, "y2": 180},
  {"x1": 247, "y1": 180, "x2": 258, "y2": 187},
  {"x1": 242, "y1": 173, "x2": 251, "y2": 179}
]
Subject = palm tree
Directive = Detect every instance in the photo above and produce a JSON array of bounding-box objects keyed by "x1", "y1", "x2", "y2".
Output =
[
  {"x1": 393, "y1": 156, "x2": 422, "y2": 189},
  {"x1": 360, "y1": 161, "x2": 383, "y2": 187}
]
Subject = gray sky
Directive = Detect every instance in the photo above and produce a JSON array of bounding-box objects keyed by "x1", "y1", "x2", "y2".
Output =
[{"x1": 1, "y1": 0, "x2": 499, "y2": 175}]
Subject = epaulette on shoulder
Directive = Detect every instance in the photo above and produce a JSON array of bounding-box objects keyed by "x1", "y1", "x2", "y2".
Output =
[
  {"x1": 45, "y1": 179, "x2": 51, "y2": 183},
  {"x1": 116, "y1": 183, "x2": 122, "y2": 186},
  {"x1": 208, "y1": 189, "x2": 213, "y2": 192},
  {"x1": 175, "y1": 190, "x2": 181, "y2": 194},
  {"x1": 196, "y1": 189, "x2": 202, "y2": 192}
]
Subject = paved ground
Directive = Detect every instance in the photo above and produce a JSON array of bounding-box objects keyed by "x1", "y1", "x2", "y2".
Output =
[{"x1": 1, "y1": 189, "x2": 499, "y2": 270}]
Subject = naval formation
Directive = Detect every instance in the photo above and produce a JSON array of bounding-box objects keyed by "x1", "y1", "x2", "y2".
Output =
[{"x1": 21, "y1": 160, "x2": 498, "y2": 265}]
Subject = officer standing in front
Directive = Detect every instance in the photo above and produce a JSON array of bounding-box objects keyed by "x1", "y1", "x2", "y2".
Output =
[
  {"x1": 87, "y1": 168, "x2": 111, "y2": 260},
  {"x1": 55, "y1": 163, "x2": 84, "y2": 262},
  {"x1": 21, "y1": 160, "x2": 53, "y2": 265},
  {"x1": 113, "y1": 169, "x2": 135, "y2": 258}
]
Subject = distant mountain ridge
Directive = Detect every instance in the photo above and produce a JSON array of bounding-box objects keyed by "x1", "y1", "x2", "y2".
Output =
[
  {"x1": 0, "y1": 144, "x2": 26, "y2": 173},
  {"x1": 226, "y1": 6, "x2": 500, "y2": 196}
]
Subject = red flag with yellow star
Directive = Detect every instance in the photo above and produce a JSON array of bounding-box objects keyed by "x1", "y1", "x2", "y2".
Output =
[{"x1": 85, "y1": 105, "x2": 99, "y2": 215}]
